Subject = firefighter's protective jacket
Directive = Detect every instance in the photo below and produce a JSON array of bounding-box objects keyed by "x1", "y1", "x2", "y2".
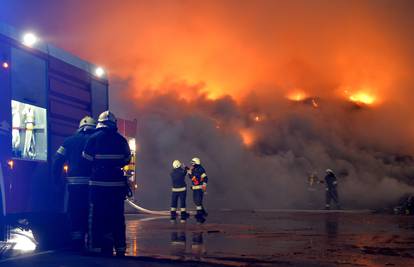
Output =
[
  {"x1": 189, "y1": 164, "x2": 208, "y2": 188},
  {"x1": 324, "y1": 172, "x2": 338, "y2": 189},
  {"x1": 170, "y1": 167, "x2": 187, "y2": 191},
  {"x1": 52, "y1": 128, "x2": 95, "y2": 185},
  {"x1": 82, "y1": 127, "x2": 131, "y2": 186}
]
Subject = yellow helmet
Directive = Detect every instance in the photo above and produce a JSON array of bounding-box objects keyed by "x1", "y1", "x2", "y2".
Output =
[
  {"x1": 79, "y1": 116, "x2": 96, "y2": 129},
  {"x1": 97, "y1": 111, "x2": 117, "y2": 128},
  {"x1": 172, "y1": 160, "x2": 182, "y2": 169},
  {"x1": 191, "y1": 157, "x2": 201, "y2": 165}
]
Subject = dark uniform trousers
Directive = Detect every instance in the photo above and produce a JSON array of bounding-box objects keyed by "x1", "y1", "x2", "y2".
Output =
[
  {"x1": 88, "y1": 187, "x2": 126, "y2": 255},
  {"x1": 193, "y1": 188, "x2": 206, "y2": 222},
  {"x1": 67, "y1": 182, "x2": 89, "y2": 245},
  {"x1": 170, "y1": 190, "x2": 187, "y2": 220},
  {"x1": 326, "y1": 185, "x2": 340, "y2": 208}
]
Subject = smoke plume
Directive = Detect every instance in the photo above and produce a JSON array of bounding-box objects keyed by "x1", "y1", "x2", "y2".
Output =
[{"x1": 2, "y1": 0, "x2": 414, "y2": 209}]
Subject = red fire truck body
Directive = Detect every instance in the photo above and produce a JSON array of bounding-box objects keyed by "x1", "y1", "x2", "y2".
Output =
[{"x1": 0, "y1": 23, "x2": 108, "y2": 238}]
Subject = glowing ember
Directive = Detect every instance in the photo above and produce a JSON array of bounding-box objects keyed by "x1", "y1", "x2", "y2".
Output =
[
  {"x1": 239, "y1": 129, "x2": 254, "y2": 147},
  {"x1": 7, "y1": 160, "x2": 14, "y2": 170},
  {"x1": 311, "y1": 98, "x2": 319, "y2": 108},
  {"x1": 349, "y1": 92, "x2": 376, "y2": 105},
  {"x1": 249, "y1": 114, "x2": 264, "y2": 123}
]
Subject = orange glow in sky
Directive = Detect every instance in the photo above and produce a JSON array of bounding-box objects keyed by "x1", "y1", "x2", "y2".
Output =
[{"x1": 34, "y1": 0, "x2": 411, "y2": 108}]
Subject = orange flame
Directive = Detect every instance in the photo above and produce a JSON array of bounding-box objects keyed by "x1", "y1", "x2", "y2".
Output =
[
  {"x1": 342, "y1": 86, "x2": 378, "y2": 106},
  {"x1": 349, "y1": 92, "x2": 376, "y2": 105},
  {"x1": 286, "y1": 90, "x2": 307, "y2": 102},
  {"x1": 239, "y1": 129, "x2": 255, "y2": 147}
]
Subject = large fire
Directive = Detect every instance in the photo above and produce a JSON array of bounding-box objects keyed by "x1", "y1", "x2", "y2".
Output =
[
  {"x1": 22, "y1": 0, "x2": 414, "y2": 212},
  {"x1": 26, "y1": 1, "x2": 410, "y2": 116},
  {"x1": 342, "y1": 87, "x2": 378, "y2": 106}
]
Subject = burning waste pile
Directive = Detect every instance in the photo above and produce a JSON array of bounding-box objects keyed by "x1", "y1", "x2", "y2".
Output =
[{"x1": 112, "y1": 82, "x2": 414, "y2": 211}]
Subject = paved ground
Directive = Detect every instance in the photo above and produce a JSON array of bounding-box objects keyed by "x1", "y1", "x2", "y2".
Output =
[
  {"x1": 1, "y1": 210, "x2": 414, "y2": 266},
  {"x1": 124, "y1": 210, "x2": 414, "y2": 266}
]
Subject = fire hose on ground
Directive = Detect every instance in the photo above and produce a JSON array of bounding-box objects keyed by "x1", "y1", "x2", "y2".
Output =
[
  {"x1": 125, "y1": 199, "x2": 169, "y2": 216},
  {"x1": 125, "y1": 199, "x2": 196, "y2": 216}
]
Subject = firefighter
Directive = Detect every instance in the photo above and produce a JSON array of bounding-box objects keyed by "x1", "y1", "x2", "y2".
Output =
[
  {"x1": 83, "y1": 111, "x2": 131, "y2": 256},
  {"x1": 170, "y1": 160, "x2": 190, "y2": 223},
  {"x1": 188, "y1": 157, "x2": 208, "y2": 224},
  {"x1": 52, "y1": 116, "x2": 96, "y2": 250},
  {"x1": 324, "y1": 169, "x2": 341, "y2": 210}
]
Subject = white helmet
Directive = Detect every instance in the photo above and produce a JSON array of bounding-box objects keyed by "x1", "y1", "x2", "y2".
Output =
[
  {"x1": 79, "y1": 116, "x2": 96, "y2": 129},
  {"x1": 191, "y1": 157, "x2": 201, "y2": 165},
  {"x1": 326, "y1": 169, "x2": 334, "y2": 174},
  {"x1": 97, "y1": 111, "x2": 117, "y2": 128},
  {"x1": 172, "y1": 160, "x2": 182, "y2": 169}
]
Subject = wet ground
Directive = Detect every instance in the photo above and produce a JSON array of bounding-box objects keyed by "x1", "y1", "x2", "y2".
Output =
[
  {"x1": 2, "y1": 210, "x2": 414, "y2": 266},
  {"x1": 125, "y1": 210, "x2": 414, "y2": 266}
]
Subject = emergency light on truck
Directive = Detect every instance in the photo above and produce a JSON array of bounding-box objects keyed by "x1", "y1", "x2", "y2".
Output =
[
  {"x1": 22, "y1": 32, "x2": 38, "y2": 47},
  {"x1": 95, "y1": 67, "x2": 105, "y2": 78}
]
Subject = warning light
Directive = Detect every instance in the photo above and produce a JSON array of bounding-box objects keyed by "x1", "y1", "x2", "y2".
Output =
[
  {"x1": 7, "y1": 160, "x2": 14, "y2": 170},
  {"x1": 63, "y1": 165, "x2": 69, "y2": 173},
  {"x1": 2, "y1": 62, "x2": 9, "y2": 69},
  {"x1": 22, "y1": 33, "x2": 38, "y2": 47},
  {"x1": 94, "y1": 67, "x2": 105, "y2": 78}
]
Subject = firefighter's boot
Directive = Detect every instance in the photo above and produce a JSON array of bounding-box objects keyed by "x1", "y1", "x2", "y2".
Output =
[
  {"x1": 115, "y1": 247, "x2": 126, "y2": 257},
  {"x1": 180, "y1": 211, "x2": 190, "y2": 223},
  {"x1": 201, "y1": 208, "x2": 208, "y2": 217},
  {"x1": 195, "y1": 211, "x2": 206, "y2": 224},
  {"x1": 170, "y1": 210, "x2": 177, "y2": 223}
]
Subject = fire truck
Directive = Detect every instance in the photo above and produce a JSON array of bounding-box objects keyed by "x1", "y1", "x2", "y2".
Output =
[{"x1": 0, "y1": 23, "x2": 110, "y2": 247}]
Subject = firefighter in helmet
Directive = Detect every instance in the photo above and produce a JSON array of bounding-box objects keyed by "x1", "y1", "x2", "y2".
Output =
[
  {"x1": 83, "y1": 111, "x2": 131, "y2": 256},
  {"x1": 324, "y1": 169, "x2": 341, "y2": 210},
  {"x1": 188, "y1": 157, "x2": 208, "y2": 223},
  {"x1": 170, "y1": 160, "x2": 190, "y2": 223},
  {"x1": 52, "y1": 116, "x2": 96, "y2": 250}
]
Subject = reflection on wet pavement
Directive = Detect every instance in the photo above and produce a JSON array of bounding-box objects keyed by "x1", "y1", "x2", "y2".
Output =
[
  {"x1": 125, "y1": 210, "x2": 414, "y2": 266},
  {"x1": 0, "y1": 228, "x2": 37, "y2": 260}
]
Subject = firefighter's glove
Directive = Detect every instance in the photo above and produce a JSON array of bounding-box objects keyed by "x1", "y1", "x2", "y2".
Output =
[{"x1": 202, "y1": 183, "x2": 207, "y2": 192}]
